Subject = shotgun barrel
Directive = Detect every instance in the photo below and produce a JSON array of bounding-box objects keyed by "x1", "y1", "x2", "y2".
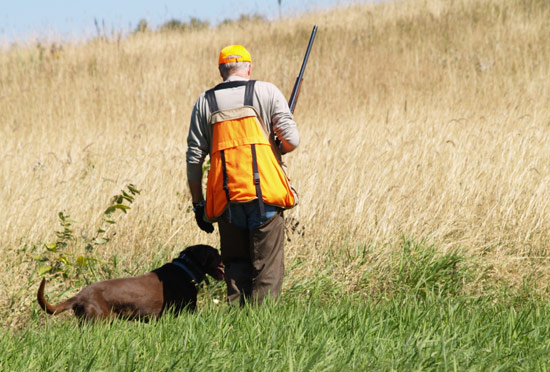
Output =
[{"x1": 288, "y1": 25, "x2": 318, "y2": 113}]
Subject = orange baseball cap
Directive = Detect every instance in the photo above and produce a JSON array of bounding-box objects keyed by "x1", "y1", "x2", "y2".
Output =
[{"x1": 218, "y1": 45, "x2": 251, "y2": 65}]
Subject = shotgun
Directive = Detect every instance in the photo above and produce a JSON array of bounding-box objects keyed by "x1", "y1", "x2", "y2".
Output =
[
  {"x1": 274, "y1": 25, "x2": 317, "y2": 154},
  {"x1": 288, "y1": 25, "x2": 318, "y2": 113}
]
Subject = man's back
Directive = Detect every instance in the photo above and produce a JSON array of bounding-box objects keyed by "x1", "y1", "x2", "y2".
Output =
[{"x1": 186, "y1": 75, "x2": 299, "y2": 174}]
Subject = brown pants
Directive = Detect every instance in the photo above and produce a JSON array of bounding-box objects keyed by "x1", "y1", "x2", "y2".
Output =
[{"x1": 218, "y1": 210, "x2": 285, "y2": 306}]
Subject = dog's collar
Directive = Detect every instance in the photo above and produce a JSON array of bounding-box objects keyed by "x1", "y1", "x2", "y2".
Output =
[{"x1": 170, "y1": 253, "x2": 208, "y2": 287}]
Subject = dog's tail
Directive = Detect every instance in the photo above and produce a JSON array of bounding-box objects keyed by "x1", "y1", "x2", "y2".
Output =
[{"x1": 37, "y1": 278, "x2": 76, "y2": 315}]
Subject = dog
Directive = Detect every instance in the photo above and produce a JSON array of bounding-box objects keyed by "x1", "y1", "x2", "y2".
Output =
[{"x1": 37, "y1": 244, "x2": 224, "y2": 321}]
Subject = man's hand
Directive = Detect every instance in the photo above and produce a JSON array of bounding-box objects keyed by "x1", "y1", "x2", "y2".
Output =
[{"x1": 192, "y1": 201, "x2": 214, "y2": 233}]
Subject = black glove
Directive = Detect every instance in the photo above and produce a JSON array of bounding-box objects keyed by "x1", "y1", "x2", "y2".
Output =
[{"x1": 192, "y1": 201, "x2": 214, "y2": 233}]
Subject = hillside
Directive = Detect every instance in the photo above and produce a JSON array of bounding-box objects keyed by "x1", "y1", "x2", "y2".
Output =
[{"x1": 1, "y1": 0, "x2": 549, "y2": 326}]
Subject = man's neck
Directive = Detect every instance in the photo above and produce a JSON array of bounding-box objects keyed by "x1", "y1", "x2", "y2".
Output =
[{"x1": 225, "y1": 74, "x2": 249, "y2": 82}]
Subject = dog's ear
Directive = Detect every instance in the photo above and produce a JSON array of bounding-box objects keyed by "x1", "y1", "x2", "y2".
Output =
[
  {"x1": 201, "y1": 246, "x2": 221, "y2": 267},
  {"x1": 200, "y1": 246, "x2": 216, "y2": 266},
  {"x1": 184, "y1": 245, "x2": 213, "y2": 266}
]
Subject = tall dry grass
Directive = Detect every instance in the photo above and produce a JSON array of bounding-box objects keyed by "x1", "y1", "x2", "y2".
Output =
[{"x1": 1, "y1": 0, "x2": 549, "y2": 326}]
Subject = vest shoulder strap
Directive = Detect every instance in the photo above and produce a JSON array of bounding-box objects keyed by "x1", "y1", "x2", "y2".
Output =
[
  {"x1": 204, "y1": 89, "x2": 218, "y2": 112},
  {"x1": 244, "y1": 80, "x2": 255, "y2": 106}
]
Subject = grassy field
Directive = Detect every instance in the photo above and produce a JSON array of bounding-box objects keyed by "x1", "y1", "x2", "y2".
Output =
[
  {"x1": 1, "y1": 0, "x2": 550, "y2": 368},
  {"x1": 3, "y1": 266, "x2": 550, "y2": 371},
  {"x1": 4, "y1": 242, "x2": 550, "y2": 371}
]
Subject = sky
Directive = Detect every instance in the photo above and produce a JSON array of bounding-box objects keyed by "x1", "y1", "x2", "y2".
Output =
[{"x1": 0, "y1": 0, "x2": 356, "y2": 42}]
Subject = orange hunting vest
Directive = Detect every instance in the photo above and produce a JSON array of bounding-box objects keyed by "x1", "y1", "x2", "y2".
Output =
[{"x1": 204, "y1": 80, "x2": 296, "y2": 221}]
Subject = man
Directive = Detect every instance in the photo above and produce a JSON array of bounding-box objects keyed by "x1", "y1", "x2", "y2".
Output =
[{"x1": 186, "y1": 45, "x2": 299, "y2": 305}]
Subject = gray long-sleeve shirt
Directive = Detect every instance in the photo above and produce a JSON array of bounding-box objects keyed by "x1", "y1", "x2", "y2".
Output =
[{"x1": 186, "y1": 75, "x2": 299, "y2": 181}]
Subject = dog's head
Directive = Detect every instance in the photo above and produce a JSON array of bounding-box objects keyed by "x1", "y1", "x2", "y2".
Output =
[{"x1": 179, "y1": 244, "x2": 224, "y2": 281}]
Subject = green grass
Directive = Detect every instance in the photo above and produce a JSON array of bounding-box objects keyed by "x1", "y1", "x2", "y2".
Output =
[
  {"x1": 3, "y1": 240, "x2": 550, "y2": 371},
  {"x1": 4, "y1": 290, "x2": 550, "y2": 370}
]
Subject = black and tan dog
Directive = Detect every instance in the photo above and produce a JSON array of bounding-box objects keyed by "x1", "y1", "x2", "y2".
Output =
[{"x1": 37, "y1": 244, "x2": 224, "y2": 321}]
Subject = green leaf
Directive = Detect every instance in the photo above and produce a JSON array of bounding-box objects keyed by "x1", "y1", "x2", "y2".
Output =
[
  {"x1": 122, "y1": 191, "x2": 134, "y2": 202},
  {"x1": 37, "y1": 265, "x2": 52, "y2": 276},
  {"x1": 57, "y1": 256, "x2": 69, "y2": 265},
  {"x1": 105, "y1": 204, "x2": 131, "y2": 215},
  {"x1": 97, "y1": 228, "x2": 106, "y2": 234},
  {"x1": 44, "y1": 243, "x2": 57, "y2": 252},
  {"x1": 56, "y1": 241, "x2": 67, "y2": 249},
  {"x1": 127, "y1": 184, "x2": 141, "y2": 195},
  {"x1": 76, "y1": 256, "x2": 88, "y2": 267},
  {"x1": 93, "y1": 237, "x2": 109, "y2": 245}
]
